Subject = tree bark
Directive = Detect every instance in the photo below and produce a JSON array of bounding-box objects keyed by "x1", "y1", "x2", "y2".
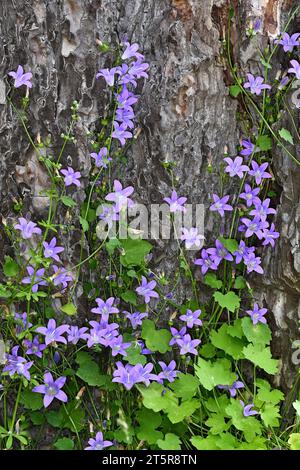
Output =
[{"x1": 0, "y1": 0, "x2": 299, "y2": 394}]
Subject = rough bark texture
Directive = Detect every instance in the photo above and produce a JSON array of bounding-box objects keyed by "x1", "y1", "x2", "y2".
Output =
[{"x1": 0, "y1": 0, "x2": 299, "y2": 393}]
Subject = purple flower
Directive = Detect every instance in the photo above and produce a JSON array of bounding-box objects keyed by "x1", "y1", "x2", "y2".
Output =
[
  {"x1": 60, "y1": 167, "x2": 81, "y2": 187},
  {"x1": 169, "y1": 326, "x2": 187, "y2": 346},
  {"x1": 136, "y1": 276, "x2": 159, "y2": 304},
  {"x1": 239, "y1": 184, "x2": 260, "y2": 207},
  {"x1": 14, "y1": 217, "x2": 42, "y2": 239},
  {"x1": 243, "y1": 74, "x2": 271, "y2": 95},
  {"x1": 14, "y1": 312, "x2": 33, "y2": 334},
  {"x1": 22, "y1": 266, "x2": 47, "y2": 293},
  {"x1": 122, "y1": 42, "x2": 144, "y2": 61},
  {"x1": 243, "y1": 252, "x2": 264, "y2": 274},
  {"x1": 240, "y1": 401, "x2": 258, "y2": 417},
  {"x1": 239, "y1": 216, "x2": 269, "y2": 239},
  {"x1": 67, "y1": 326, "x2": 89, "y2": 345},
  {"x1": 117, "y1": 86, "x2": 138, "y2": 111},
  {"x1": 105, "y1": 179, "x2": 134, "y2": 211},
  {"x1": 179, "y1": 309, "x2": 202, "y2": 328},
  {"x1": 91, "y1": 297, "x2": 119, "y2": 322},
  {"x1": 125, "y1": 311, "x2": 148, "y2": 329},
  {"x1": 177, "y1": 334, "x2": 201, "y2": 355},
  {"x1": 218, "y1": 379, "x2": 244, "y2": 397},
  {"x1": 43, "y1": 237, "x2": 64, "y2": 262},
  {"x1": 288, "y1": 59, "x2": 300, "y2": 79},
  {"x1": 24, "y1": 336, "x2": 46, "y2": 358},
  {"x1": 275, "y1": 32, "x2": 300, "y2": 52},
  {"x1": 85, "y1": 432, "x2": 113, "y2": 451},
  {"x1": 278, "y1": 76, "x2": 289, "y2": 90},
  {"x1": 96, "y1": 67, "x2": 117, "y2": 86},
  {"x1": 262, "y1": 223, "x2": 280, "y2": 247},
  {"x1": 224, "y1": 157, "x2": 249, "y2": 178},
  {"x1": 246, "y1": 303, "x2": 267, "y2": 325},
  {"x1": 253, "y1": 19, "x2": 262, "y2": 33},
  {"x1": 194, "y1": 249, "x2": 218, "y2": 275},
  {"x1": 128, "y1": 59, "x2": 149, "y2": 79},
  {"x1": 249, "y1": 198, "x2": 276, "y2": 221},
  {"x1": 207, "y1": 239, "x2": 233, "y2": 266},
  {"x1": 3, "y1": 346, "x2": 33, "y2": 380},
  {"x1": 156, "y1": 361, "x2": 179, "y2": 384},
  {"x1": 112, "y1": 121, "x2": 133, "y2": 146},
  {"x1": 248, "y1": 161, "x2": 272, "y2": 185},
  {"x1": 164, "y1": 190, "x2": 187, "y2": 213},
  {"x1": 97, "y1": 323, "x2": 120, "y2": 348},
  {"x1": 134, "y1": 363, "x2": 157, "y2": 386},
  {"x1": 181, "y1": 227, "x2": 205, "y2": 249},
  {"x1": 8, "y1": 65, "x2": 32, "y2": 88},
  {"x1": 109, "y1": 335, "x2": 131, "y2": 357},
  {"x1": 52, "y1": 265, "x2": 73, "y2": 289},
  {"x1": 233, "y1": 240, "x2": 255, "y2": 264},
  {"x1": 36, "y1": 319, "x2": 69, "y2": 345},
  {"x1": 210, "y1": 194, "x2": 233, "y2": 217},
  {"x1": 116, "y1": 63, "x2": 138, "y2": 87},
  {"x1": 99, "y1": 204, "x2": 119, "y2": 228},
  {"x1": 33, "y1": 372, "x2": 67, "y2": 408},
  {"x1": 115, "y1": 107, "x2": 135, "y2": 129},
  {"x1": 112, "y1": 361, "x2": 155, "y2": 390},
  {"x1": 90, "y1": 147, "x2": 111, "y2": 168},
  {"x1": 240, "y1": 138, "x2": 255, "y2": 157},
  {"x1": 137, "y1": 340, "x2": 153, "y2": 355}
]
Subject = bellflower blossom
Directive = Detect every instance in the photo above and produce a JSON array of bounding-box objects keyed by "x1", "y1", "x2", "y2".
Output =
[
  {"x1": 218, "y1": 378, "x2": 244, "y2": 397},
  {"x1": 112, "y1": 121, "x2": 133, "y2": 146},
  {"x1": 96, "y1": 323, "x2": 120, "y2": 347},
  {"x1": 288, "y1": 59, "x2": 300, "y2": 79},
  {"x1": 122, "y1": 42, "x2": 144, "y2": 61},
  {"x1": 14, "y1": 217, "x2": 42, "y2": 239},
  {"x1": 67, "y1": 326, "x2": 89, "y2": 345},
  {"x1": 105, "y1": 179, "x2": 134, "y2": 211},
  {"x1": 22, "y1": 266, "x2": 47, "y2": 292},
  {"x1": 248, "y1": 161, "x2": 272, "y2": 185},
  {"x1": 239, "y1": 216, "x2": 269, "y2": 239},
  {"x1": 3, "y1": 346, "x2": 33, "y2": 380},
  {"x1": 117, "y1": 86, "x2": 138, "y2": 111},
  {"x1": 194, "y1": 249, "x2": 218, "y2": 275},
  {"x1": 163, "y1": 190, "x2": 187, "y2": 213},
  {"x1": 90, "y1": 147, "x2": 111, "y2": 168},
  {"x1": 210, "y1": 194, "x2": 233, "y2": 217},
  {"x1": 124, "y1": 311, "x2": 148, "y2": 329},
  {"x1": 249, "y1": 198, "x2": 276, "y2": 221},
  {"x1": 240, "y1": 138, "x2": 256, "y2": 157},
  {"x1": 24, "y1": 336, "x2": 46, "y2": 358},
  {"x1": 127, "y1": 59, "x2": 149, "y2": 79},
  {"x1": 109, "y1": 335, "x2": 131, "y2": 357},
  {"x1": 181, "y1": 227, "x2": 205, "y2": 249},
  {"x1": 243, "y1": 252, "x2": 264, "y2": 274},
  {"x1": 156, "y1": 361, "x2": 179, "y2": 384},
  {"x1": 96, "y1": 67, "x2": 117, "y2": 86},
  {"x1": 243, "y1": 74, "x2": 271, "y2": 95},
  {"x1": 91, "y1": 297, "x2": 119, "y2": 321},
  {"x1": 207, "y1": 239, "x2": 233, "y2": 266},
  {"x1": 169, "y1": 326, "x2": 187, "y2": 346},
  {"x1": 33, "y1": 372, "x2": 67, "y2": 408},
  {"x1": 8, "y1": 65, "x2": 32, "y2": 88},
  {"x1": 240, "y1": 401, "x2": 258, "y2": 417},
  {"x1": 275, "y1": 32, "x2": 300, "y2": 52},
  {"x1": 60, "y1": 167, "x2": 81, "y2": 187},
  {"x1": 52, "y1": 265, "x2": 73, "y2": 289},
  {"x1": 112, "y1": 361, "x2": 155, "y2": 390},
  {"x1": 177, "y1": 334, "x2": 201, "y2": 355},
  {"x1": 36, "y1": 319, "x2": 69, "y2": 345},
  {"x1": 85, "y1": 432, "x2": 113, "y2": 451},
  {"x1": 99, "y1": 204, "x2": 119, "y2": 228},
  {"x1": 14, "y1": 312, "x2": 33, "y2": 334},
  {"x1": 179, "y1": 309, "x2": 202, "y2": 328},
  {"x1": 43, "y1": 237, "x2": 64, "y2": 262},
  {"x1": 224, "y1": 156, "x2": 249, "y2": 178},
  {"x1": 239, "y1": 184, "x2": 260, "y2": 207},
  {"x1": 246, "y1": 303, "x2": 267, "y2": 325},
  {"x1": 262, "y1": 223, "x2": 280, "y2": 247},
  {"x1": 233, "y1": 240, "x2": 255, "y2": 264},
  {"x1": 136, "y1": 276, "x2": 159, "y2": 304}
]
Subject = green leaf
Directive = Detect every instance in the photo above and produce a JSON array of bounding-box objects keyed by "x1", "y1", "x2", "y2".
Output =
[
  {"x1": 123, "y1": 343, "x2": 146, "y2": 366},
  {"x1": 79, "y1": 216, "x2": 89, "y2": 232},
  {"x1": 256, "y1": 135, "x2": 272, "y2": 151},
  {"x1": 29, "y1": 411, "x2": 45, "y2": 425},
  {"x1": 243, "y1": 344, "x2": 278, "y2": 375},
  {"x1": 227, "y1": 318, "x2": 244, "y2": 339},
  {"x1": 255, "y1": 379, "x2": 284, "y2": 405},
  {"x1": 120, "y1": 238, "x2": 152, "y2": 267},
  {"x1": 120, "y1": 290, "x2": 137, "y2": 306},
  {"x1": 229, "y1": 85, "x2": 241, "y2": 98},
  {"x1": 203, "y1": 273, "x2": 223, "y2": 289},
  {"x1": 199, "y1": 343, "x2": 217, "y2": 358},
  {"x1": 205, "y1": 413, "x2": 230, "y2": 435},
  {"x1": 215, "y1": 433, "x2": 239, "y2": 450},
  {"x1": 138, "y1": 382, "x2": 178, "y2": 413},
  {"x1": 0, "y1": 284, "x2": 11, "y2": 298},
  {"x1": 260, "y1": 57, "x2": 272, "y2": 70},
  {"x1": 234, "y1": 276, "x2": 246, "y2": 290},
  {"x1": 171, "y1": 373, "x2": 199, "y2": 401},
  {"x1": 288, "y1": 433, "x2": 300, "y2": 450},
  {"x1": 293, "y1": 400, "x2": 300, "y2": 417},
  {"x1": 75, "y1": 351, "x2": 106, "y2": 386},
  {"x1": 20, "y1": 390, "x2": 43, "y2": 411},
  {"x1": 241, "y1": 317, "x2": 271, "y2": 346},
  {"x1": 261, "y1": 403, "x2": 281, "y2": 427},
  {"x1": 3, "y1": 256, "x2": 19, "y2": 277},
  {"x1": 225, "y1": 399, "x2": 262, "y2": 443},
  {"x1": 141, "y1": 319, "x2": 171, "y2": 354},
  {"x1": 219, "y1": 237, "x2": 239, "y2": 253},
  {"x1": 191, "y1": 435, "x2": 219, "y2": 450},
  {"x1": 105, "y1": 238, "x2": 121, "y2": 255},
  {"x1": 60, "y1": 195, "x2": 76, "y2": 208},
  {"x1": 167, "y1": 399, "x2": 200, "y2": 423},
  {"x1": 46, "y1": 402, "x2": 85, "y2": 432},
  {"x1": 279, "y1": 127, "x2": 294, "y2": 145},
  {"x1": 213, "y1": 291, "x2": 240, "y2": 313},
  {"x1": 157, "y1": 433, "x2": 181, "y2": 450},
  {"x1": 195, "y1": 358, "x2": 236, "y2": 391},
  {"x1": 210, "y1": 324, "x2": 245, "y2": 359},
  {"x1": 54, "y1": 438, "x2": 74, "y2": 450},
  {"x1": 60, "y1": 302, "x2": 77, "y2": 316},
  {"x1": 136, "y1": 409, "x2": 163, "y2": 445}
]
